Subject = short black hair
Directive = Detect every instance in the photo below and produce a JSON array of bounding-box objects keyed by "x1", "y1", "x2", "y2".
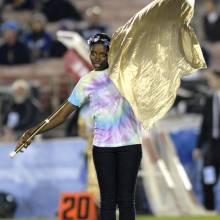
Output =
[{"x1": 88, "y1": 33, "x2": 111, "y2": 49}]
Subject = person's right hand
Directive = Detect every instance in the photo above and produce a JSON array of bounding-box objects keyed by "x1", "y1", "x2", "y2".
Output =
[
  {"x1": 15, "y1": 128, "x2": 35, "y2": 152},
  {"x1": 192, "y1": 148, "x2": 201, "y2": 161}
]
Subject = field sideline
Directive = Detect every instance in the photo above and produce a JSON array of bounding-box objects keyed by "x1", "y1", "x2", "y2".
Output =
[{"x1": 1, "y1": 216, "x2": 220, "y2": 220}]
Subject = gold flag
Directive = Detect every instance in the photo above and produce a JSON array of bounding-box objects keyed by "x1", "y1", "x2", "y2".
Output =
[{"x1": 108, "y1": 0, "x2": 206, "y2": 129}]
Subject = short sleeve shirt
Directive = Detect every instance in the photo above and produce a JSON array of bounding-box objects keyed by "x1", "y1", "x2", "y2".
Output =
[{"x1": 68, "y1": 69, "x2": 141, "y2": 147}]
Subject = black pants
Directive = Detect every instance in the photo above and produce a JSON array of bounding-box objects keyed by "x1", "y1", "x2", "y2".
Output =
[
  {"x1": 93, "y1": 144, "x2": 142, "y2": 220},
  {"x1": 202, "y1": 140, "x2": 220, "y2": 210}
]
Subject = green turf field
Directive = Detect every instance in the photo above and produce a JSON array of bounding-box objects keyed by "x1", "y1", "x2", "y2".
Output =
[{"x1": 1, "y1": 216, "x2": 220, "y2": 220}]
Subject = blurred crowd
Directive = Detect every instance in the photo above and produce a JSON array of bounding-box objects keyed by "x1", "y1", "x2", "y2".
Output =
[
  {"x1": 0, "y1": 0, "x2": 109, "y2": 64},
  {"x1": 0, "y1": 0, "x2": 109, "y2": 139},
  {"x1": 1, "y1": 0, "x2": 220, "y2": 214}
]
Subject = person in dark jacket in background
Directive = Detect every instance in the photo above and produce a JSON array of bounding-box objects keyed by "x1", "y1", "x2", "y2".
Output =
[
  {"x1": 2, "y1": 80, "x2": 42, "y2": 137},
  {"x1": 41, "y1": 0, "x2": 82, "y2": 22},
  {"x1": 202, "y1": 0, "x2": 220, "y2": 42},
  {"x1": 23, "y1": 13, "x2": 52, "y2": 61},
  {"x1": 0, "y1": 20, "x2": 31, "y2": 65},
  {"x1": 193, "y1": 69, "x2": 220, "y2": 210}
]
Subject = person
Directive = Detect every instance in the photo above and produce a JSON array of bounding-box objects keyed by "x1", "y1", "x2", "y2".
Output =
[
  {"x1": 78, "y1": 6, "x2": 109, "y2": 41},
  {"x1": 15, "y1": 33, "x2": 142, "y2": 220},
  {"x1": 0, "y1": 20, "x2": 31, "y2": 65},
  {"x1": 202, "y1": 0, "x2": 220, "y2": 43},
  {"x1": 193, "y1": 69, "x2": 220, "y2": 210},
  {"x1": 23, "y1": 13, "x2": 52, "y2": 61},
  {"x1": 201, "y1": 0, "x2": 220, "y2": 70},
  {"x1": 2, "y1": 80, "x2": 42, "y2": 137},
  {"x1": 40, "y1": 0, "x2": 82, "y2": 22},
  {"x1": 15, "y1": 0, "x2": 206, "y2": 219}
]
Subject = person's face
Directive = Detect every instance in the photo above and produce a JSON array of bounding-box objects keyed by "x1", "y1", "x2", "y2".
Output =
[
  {"x1": 88, "y1": 13, "x2": 100, "y2": 25},
  {"x1": 204, "y1": 1, "x2": 215, "y2": 14},
  {"x1": 31, "y1": 20, "x2": 44, "y2": 32},
  {"x1": 207, "y1": 71, "x2": 220, "y2": 90},
  {"x1": 90, "y1": 43, "x2": 108, "y2": 71},
  {"x1": 3, "y1": 30, "x2": 17, "y2": 45},
  {"x1": 12, "y1": 86, "x2": 29, "y2": 104}
]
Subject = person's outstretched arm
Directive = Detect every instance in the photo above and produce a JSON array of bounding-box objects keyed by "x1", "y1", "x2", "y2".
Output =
[{"x1": 16, "y1": 101, "x2": 78, "y2": 150}]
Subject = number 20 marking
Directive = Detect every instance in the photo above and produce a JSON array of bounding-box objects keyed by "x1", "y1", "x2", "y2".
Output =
[{"x1": 62, "y1": 196, "x2": 90, "y2": 220}]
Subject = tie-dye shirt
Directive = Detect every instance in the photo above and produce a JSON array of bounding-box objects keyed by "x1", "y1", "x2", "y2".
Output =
[{"x1": 68, "y1": 69, "x2": 141, "y2": 147}]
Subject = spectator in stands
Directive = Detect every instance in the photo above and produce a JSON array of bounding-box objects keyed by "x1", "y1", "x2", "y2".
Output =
[
  {"x1": 0, "y1": 20, "x2": 31, "y2": 65},
  {"x1": 23, "y1": 13, "x2": 52, "y2": 61},
  {"x1": 40, "y1": 0, "x2": 82, "y2": 23},
  {"x1": 193, "y1": 69, "x2": 220, "y2": 210},
  {"x1": 2, "y1": 80, "x2": 42, "y2": 137},
  {"x1": 2, "y1": 0, "x2": 35, "y2": 11},
  {"x1": 202, "y1": 0, "x2": 220, "y2": 42},
  {"x1": 78, "y1": 6, "x2": 109, "y2": 41},
  {"x1": 201, "y1": 0, "x2": 220, "y2": 70}
]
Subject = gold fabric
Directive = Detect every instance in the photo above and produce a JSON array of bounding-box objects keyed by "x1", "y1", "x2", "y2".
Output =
[{"x1": 108, "y1": 0, "x2": 206, "y2": 129}]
